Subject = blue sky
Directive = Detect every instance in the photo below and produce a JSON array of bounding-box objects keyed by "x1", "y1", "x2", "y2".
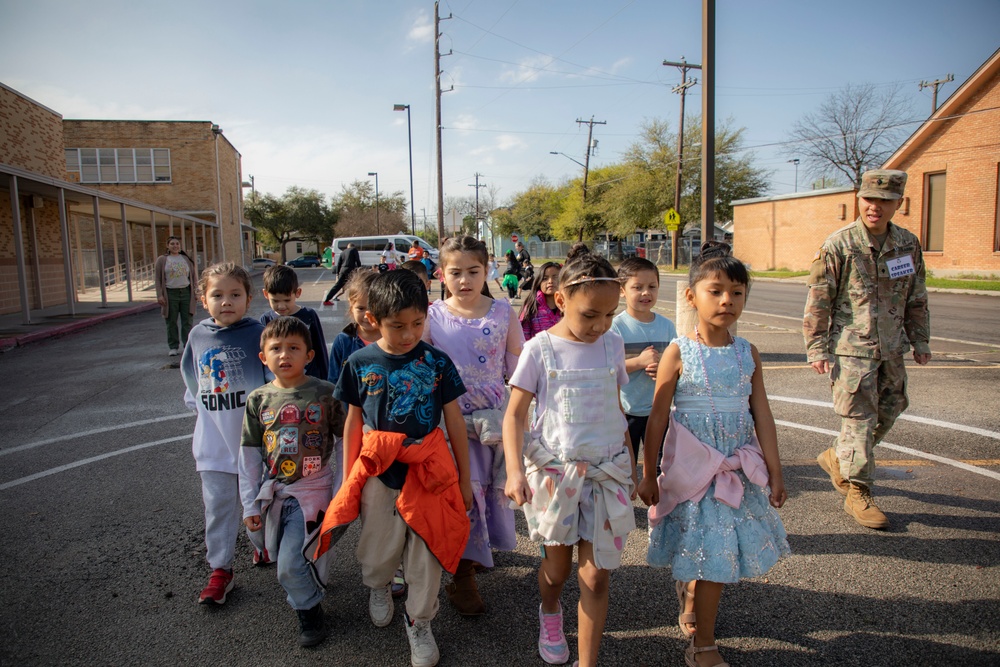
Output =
[{"x1": 1, "y1": 0, "x2": 998, "y2": 226}]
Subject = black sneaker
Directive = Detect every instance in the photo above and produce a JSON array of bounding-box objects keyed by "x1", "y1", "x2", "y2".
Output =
[{"x1": 296, "y1": 603, "x2": 327, "y2": 648}]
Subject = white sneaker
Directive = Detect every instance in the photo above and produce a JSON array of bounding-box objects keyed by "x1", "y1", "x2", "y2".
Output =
[
  {"x1": 368, "y1": 584, "x2": 393, "y2": 627},
  {"x1": 168, "y1": 348, "x2": 180, "y2": 357},
  {"x1": 403, "y1": 611, "x2": 439, "y2": 667}
]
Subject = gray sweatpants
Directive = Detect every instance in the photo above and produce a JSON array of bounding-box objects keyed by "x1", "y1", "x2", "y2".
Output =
[{"x1": 200, "y1": 471, "x2": 242, "y2": 571}]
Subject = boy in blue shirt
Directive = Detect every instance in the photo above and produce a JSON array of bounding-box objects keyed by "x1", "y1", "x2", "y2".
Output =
[
  {"x1": 313, "y1": 270, "x2": 473, "y2": 667},
  {"x1": 610, "y1": 257, "x2": 677, "y2": 464},
  {"x1": 260, "y1": 264, "x2": 329, "y2": 381}
]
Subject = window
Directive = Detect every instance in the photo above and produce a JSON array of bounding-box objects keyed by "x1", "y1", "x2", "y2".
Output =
[
  {"x1": 995, "y1": 164, "x2": 1000, "y2": 252},
  {"x1": 923, "y1": 172, "x2": 946, "y2": 252},
  {"x1": 296, "y1": 242, "x2": 303, "y2": 254},
  {"x1": 65, "y1": 148, "x2": 171, "y2": 184}
]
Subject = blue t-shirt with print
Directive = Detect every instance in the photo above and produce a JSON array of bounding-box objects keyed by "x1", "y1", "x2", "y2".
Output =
[{"x1": 335, "y1": 340, "x2": 465, "y2": 489}]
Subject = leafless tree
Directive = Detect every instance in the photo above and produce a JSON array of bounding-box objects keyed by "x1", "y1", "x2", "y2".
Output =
[{"x1": 789, "y1": 83, "x2": 917, "y2": 186}]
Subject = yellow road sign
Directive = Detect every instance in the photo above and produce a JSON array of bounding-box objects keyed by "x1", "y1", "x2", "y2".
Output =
[{"x1": 664, "y1": 208, "x2": 680, "y2": 231}]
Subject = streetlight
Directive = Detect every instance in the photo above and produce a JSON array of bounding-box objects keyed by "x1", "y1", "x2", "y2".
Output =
[
  {"x1": 367, "y1": 171, "x2": 379, "y2": 234},
  {"x1": 549, "y1": 151, "x2": 588, "y2": 200},
  {"x1": 393, "y1": 104, "x2": 416, "y2": 235},
  {"x1": 788, "y1": 159, "x2": 800, "y2": 193}
]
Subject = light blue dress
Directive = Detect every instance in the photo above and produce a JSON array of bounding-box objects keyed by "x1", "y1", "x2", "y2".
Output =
[{"x1": 647, "y1": 336, "x2": 790, "y2": 583}]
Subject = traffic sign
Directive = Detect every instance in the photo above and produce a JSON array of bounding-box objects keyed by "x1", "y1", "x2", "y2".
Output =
[
  {"x1": 511, "y1": 234, "x2": 518, "y2": 242},
  {"x1": 664, "y1": 208, "x2": 680, "y2": 231}
]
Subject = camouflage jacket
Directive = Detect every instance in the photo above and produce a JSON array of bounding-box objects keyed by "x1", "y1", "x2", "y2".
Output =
[{"x1": 803, "y1": 218, "x2": 930, "y2": 362}]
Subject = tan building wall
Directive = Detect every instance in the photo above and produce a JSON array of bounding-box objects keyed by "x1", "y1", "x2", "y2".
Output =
[
  {"x1": 888, "y1": 67, "x2": 1000, "y2": 273},
  {"x1": 0, "y1": 83, "x2": 65, "y2": 179},
  {"x1": 63, "y1": 120, "x2": 246, "y2": 264},
  {"x1": 733, "y1": 188, "x2": 859, "y2": 271}
]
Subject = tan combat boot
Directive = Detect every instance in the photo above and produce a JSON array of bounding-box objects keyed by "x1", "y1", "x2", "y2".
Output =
[
  {"x1": 844, "y1": 483, "x2": 889, "y2": 530},
  {"x1": 817, "y1": 447, "x2": 849, "y2": 496}
]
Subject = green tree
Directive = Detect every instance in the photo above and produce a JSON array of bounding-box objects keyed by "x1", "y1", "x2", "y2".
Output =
[
  {"x1": 332, "y1": 180, "x2": 408, "y2": 236},
  {"x1": 243, "y1": 187, "x2": 338, "y2": 262},
  {"x1": 494, "y1": 177, "x2": 560, "y2": 241}
]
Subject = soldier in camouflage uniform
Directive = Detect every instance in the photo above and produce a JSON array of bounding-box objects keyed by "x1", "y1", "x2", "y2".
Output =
[{"x1": 803, "y1": 169, "x2": 931, "y2": 529}]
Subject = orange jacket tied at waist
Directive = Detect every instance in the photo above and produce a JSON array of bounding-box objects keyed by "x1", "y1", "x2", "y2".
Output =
[{"x1": 312, "y1": 427, "x2": 470, "y2": 573}]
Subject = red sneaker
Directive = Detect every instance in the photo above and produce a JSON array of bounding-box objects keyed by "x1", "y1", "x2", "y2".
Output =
[
  {"x1": 322, "y1": 301, "x2": 334, "y2": 306},
  {"x1": 198, "y1": 568, "x2": 234, "y2": 605},
  {"x1": 252, "y1": 547, "x2": 272, "y2": 567}
]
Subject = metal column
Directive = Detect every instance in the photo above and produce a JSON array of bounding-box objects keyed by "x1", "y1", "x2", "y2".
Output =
[
  {"x1": 8, "y1": 175, "x2": 32, "y2": 324},
  {"x1": 58, "y1": 188, "x2": 76, "y2": 316}
]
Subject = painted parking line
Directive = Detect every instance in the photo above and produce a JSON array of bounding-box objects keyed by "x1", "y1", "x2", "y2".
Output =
[
  {"x1": 774, "y1": 419, "x2": 1000, "y2": 482},
  {"x1": 0, "y1": 413, "x2": 194, "y2": 457},
  {"x1": 770, "y1": 395, "x2": 1000, "y2": 441},
  {"x1": 0, "y1": 435, "x2": 189, "y2": 491}
]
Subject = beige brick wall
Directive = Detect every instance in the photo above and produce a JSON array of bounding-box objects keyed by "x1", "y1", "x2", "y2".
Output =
[
  {"x1": 733, "y1": 190, "x2": 859, "y2": 271},
  {"x1": 63, "y1": 120, "x2": 244, "y2": 264},
  {"x1": 0, "y1": 192, "x2": 71, "y2": 314},
  {"x1": 0, "y1": 84, "x2": 65, "y2": 179}
]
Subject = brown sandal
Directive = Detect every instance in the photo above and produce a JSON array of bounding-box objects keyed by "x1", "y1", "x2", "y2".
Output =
[
  {"x1": 675, "y1": 580, "x2": 696, "y2": 638},
  {"x1": 684, "y1": 639, "x2": 730, "y2": 667}
]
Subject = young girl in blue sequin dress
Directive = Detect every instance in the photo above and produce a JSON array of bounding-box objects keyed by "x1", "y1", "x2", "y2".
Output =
[{"x1": 639, "y1": 242, "x2": 790, "y2": 667}]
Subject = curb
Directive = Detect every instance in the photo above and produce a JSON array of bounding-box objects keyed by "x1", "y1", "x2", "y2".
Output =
[{"x1": 0, "y1": 302, "x2": 159, "y2": 352}]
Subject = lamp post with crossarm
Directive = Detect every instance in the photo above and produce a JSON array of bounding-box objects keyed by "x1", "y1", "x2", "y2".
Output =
[
  {"x1": 393, "y1": 104, "x2": 416, "y2": 235},
  {"x1": 367, "y1": 171, "x2": 379, "y2": 234}
]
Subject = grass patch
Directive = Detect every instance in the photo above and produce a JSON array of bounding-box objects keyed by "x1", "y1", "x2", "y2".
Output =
[
  {"x1": 751, "y1": 269, "x2": 810, "y2": 279},
  {"x1": 925, "y1": 277, "x2": 1000, "y2": 291}
]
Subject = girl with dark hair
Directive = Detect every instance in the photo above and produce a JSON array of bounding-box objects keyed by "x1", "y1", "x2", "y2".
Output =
[
  {"x1": 154, "y1": 235, "x2": 198, "y2": 356},
  {"x1": 640, "y1": 241, "x2": 789, "y2": 667},
  {"x1": 518, "y1": 261, "x2": 561, "y2": 341},
  {"x1": 423, "y1": 236, "x2": 524, "y2": 616},
  {"x1": 504, "y1": 249, "x2": 636, "y2": 667}
]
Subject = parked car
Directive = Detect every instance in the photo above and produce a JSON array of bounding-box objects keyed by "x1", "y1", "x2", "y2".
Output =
[
  {"x1": 286, "y1": 255, "x2": 321, "y2": 268},
  {"x1": 251, "y1": 257, "x2": 276, "y2": 270}
]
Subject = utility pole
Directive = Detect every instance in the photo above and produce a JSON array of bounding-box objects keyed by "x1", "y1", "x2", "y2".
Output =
[
  {"x1": 919, "y1": 74, "x2": 954, "y2": 114},
  {"x1": 701, "y1": 0, "x2": 716, "y2": 247},
  {"x1": 434, "y1": 1, "x2": 453, "y2": 248},
  {"x1": 663, "y1": 57, "x2": 701, "y2": 269},
  {"x1": 575, "y1": 116, "x2": 606, "y2": 241},
  {"x1": 468, "y1": 172, "x2": 485, "y2": 236}
]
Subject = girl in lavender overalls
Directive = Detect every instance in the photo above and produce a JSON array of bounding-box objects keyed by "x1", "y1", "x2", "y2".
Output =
[{"x1": 505, "y1": 250, "x2": 637, "y2": 667}]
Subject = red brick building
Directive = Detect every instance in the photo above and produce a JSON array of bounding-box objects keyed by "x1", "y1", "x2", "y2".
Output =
[{"x1": 734, "y1": 47, "x2": 1000, "y2": 275}]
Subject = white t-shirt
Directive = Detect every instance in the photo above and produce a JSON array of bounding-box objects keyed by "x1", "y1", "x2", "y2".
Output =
[
  {"x1": 165, "y1": 254, "x2": 190, "y2": 289},
  {"x1": 509, "y1": 330, "x2": 628, "y2": 442},
  {"x1": 609, "y1": 311, "x2": 677, "y2": 416}
]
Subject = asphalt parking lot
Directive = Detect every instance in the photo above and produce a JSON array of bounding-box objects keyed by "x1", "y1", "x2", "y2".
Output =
[{"x1": 0, "y1": 268, "x2": 997, "y2": 666}]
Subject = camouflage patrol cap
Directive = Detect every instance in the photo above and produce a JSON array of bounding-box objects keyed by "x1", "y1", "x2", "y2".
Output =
[{"x1": 858, "y1": 169, "x2": 907, "y2": 200}]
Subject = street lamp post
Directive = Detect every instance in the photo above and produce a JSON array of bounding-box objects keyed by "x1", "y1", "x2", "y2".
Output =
[
  {"x1": 549, "y1": 151, "x2": 588, "y2": 199},
  {"x1": 367, "y1": 171, "x2": 380, "y2": 234},
  {"x1": 788, "y1": 159, "x2": 800, "y2": 193},
  {"x1": 393, "y1": 104, "x2": 416, "y2": 235}
]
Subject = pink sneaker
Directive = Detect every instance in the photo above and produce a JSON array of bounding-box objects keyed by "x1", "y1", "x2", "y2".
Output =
[
  {"x1": 538, "y1": 603, "x2": 569, "y2": 665},
  {"x1": 198, "y1": 568, "x2": 234, "y2": 605}
]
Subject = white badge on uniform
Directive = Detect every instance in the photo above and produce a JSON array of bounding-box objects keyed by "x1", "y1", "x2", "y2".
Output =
[{"x1": 886, "y1": 254, "x2": 915, "y2": 279}]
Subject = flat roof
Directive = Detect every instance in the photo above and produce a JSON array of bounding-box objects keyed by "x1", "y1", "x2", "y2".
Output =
[{"x1": 732, "y1": 185, "x2": 855, "y2": 206}]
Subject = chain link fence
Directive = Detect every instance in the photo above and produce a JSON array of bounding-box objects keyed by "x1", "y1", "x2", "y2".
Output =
[{"x1": 525, "y1": 239, "x2": 697, "y2": 266}]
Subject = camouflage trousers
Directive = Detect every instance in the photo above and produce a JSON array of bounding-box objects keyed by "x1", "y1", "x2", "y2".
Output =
[{"x1": 830, "y1": 355, "x2": 909, "y2": 486}]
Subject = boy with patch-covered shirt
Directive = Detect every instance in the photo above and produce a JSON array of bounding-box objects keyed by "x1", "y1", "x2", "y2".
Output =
[{"x1": 239, "y1": 316, "x2": 344, "y2": 648}]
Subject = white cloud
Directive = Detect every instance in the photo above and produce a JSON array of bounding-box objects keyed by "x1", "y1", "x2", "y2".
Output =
[
  {"x1": 407, "y1": 10, "x2": 433, "y2": 43},
  {"x1": 449, "y1": 114, "x2": 479, "y2": 132},
  {"x1": 499, "y1": 54, "x2": 555, "y2": 85},
  {"x1": 495, "y1": 135, "x2": 525, "y2": 152}
]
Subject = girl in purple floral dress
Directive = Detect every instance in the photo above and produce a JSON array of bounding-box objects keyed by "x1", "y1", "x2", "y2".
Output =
[{"x1": 423, "y1": 236, "x2": 524, "y2": 616}]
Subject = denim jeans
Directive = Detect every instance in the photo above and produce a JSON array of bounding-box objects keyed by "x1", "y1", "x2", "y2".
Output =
[{"x1": 278, "y1": 498, "x2": 324, "y2": 610}]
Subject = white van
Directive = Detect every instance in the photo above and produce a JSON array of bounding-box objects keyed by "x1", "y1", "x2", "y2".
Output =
[{"x1": 330, "y1": 235, "x2": 438, "y2": 269}]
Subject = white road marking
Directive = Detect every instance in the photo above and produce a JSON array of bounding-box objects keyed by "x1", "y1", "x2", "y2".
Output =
[
  {"x1": 313, "y1": 271, "x2": 328, "y2": 285},
  {"x1": 0, "y1": 436, "x2": 189, "y2": 491},
  {"x1": 774, "y1": 420, "x2": 1000, "y2": 482},
  {"x1": 0, "y1": 413, "x2": 194, "y2": 457},
  {"x1": 770, "y1": 395, "x2": 1000, "y2": 440}
]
